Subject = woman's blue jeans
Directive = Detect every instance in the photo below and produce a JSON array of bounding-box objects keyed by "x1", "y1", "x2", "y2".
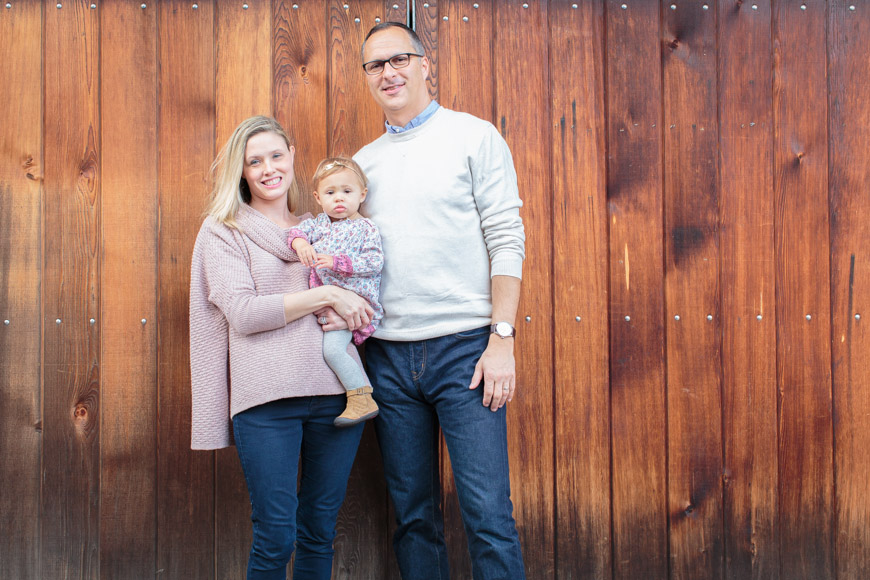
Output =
[
  {"x1": 232, "y1": 395, "x2": 364, "y2": 580},
  {"x1": 366, "y1": 326, "x2": 526, "y2": 580}
]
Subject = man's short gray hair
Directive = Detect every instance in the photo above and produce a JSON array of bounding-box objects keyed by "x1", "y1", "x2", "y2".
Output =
[{"x1": 361, "y1": 21, "x2": 425, "y2": 61}]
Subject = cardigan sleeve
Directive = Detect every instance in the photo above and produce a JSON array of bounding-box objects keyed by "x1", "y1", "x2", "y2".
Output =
[
  {"x1": 189, "y1": 221, "x2": 233, "y2": 450},
  {"x1": 202, "y1": 223, "x2": 288, "y2": 336}
]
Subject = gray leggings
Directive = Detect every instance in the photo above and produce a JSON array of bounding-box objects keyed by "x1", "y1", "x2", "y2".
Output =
[{"x1": 322, "y1": 329, "x2": 368, "y2": 392}]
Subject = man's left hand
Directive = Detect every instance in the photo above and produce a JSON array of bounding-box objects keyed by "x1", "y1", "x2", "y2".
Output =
[{"x1": 469, "y1": 336, "x2": 516, "y2": 411}]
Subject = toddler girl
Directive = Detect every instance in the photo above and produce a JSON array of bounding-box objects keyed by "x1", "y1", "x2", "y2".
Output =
[{"x1": 288, "y1": 157, "x2": 383, "y2": 427}]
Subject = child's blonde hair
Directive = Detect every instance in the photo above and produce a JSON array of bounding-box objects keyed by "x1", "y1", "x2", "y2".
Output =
[
  {"x1": 312, "y1": 157, "x2": 368, "y2": 192},
  {"x1": 206, "y1": 115, "x2": 300, "y2": 228}
]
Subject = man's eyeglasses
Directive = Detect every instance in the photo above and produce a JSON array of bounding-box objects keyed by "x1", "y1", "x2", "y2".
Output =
[{"x1": 362, "y1": 53, "x2": 423, "y2": 76}]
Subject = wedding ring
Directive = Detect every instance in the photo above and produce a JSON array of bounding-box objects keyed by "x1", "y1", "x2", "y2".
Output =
[
  {"x1": 502, "y1": 386, "x2": 510, "y2": 392},
  {"x1": 318, "y1": 316, "x2": 328, "y2": 325}
]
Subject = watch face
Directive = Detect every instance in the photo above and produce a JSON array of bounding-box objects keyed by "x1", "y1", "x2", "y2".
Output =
[{"x1": 495, "y1": 322, "x2": 513, "y2": 336}]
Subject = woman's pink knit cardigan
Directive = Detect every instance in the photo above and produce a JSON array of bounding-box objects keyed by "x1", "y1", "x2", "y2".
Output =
[{"x1": 189, "y1": 204, "x2": 361, "y2": 450}]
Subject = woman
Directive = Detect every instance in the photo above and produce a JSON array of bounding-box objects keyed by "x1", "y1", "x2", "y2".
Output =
[{"x1": 189, "y1": 116, "x2": 373, "y2": 579}]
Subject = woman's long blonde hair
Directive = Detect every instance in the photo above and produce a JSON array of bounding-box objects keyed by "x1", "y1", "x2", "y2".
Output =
[{"x1": 206, "y1": 116, "x2": 300, "y2": 228}]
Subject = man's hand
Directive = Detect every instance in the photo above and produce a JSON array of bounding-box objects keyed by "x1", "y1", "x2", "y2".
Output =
[{"x1": 469, "y1": 336, "x2": 516, "y2": 411}]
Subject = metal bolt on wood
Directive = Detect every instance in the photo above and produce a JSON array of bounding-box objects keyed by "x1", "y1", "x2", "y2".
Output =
[
  {"x1": 344, "y1": 3, "x2": 349, "y2": 8},
  {"x1": 525, "y1": 316, "x2": 531, "y2": 322},
  {"x1": 393, "y1": 4, "x2": 399, "y2": 8},
  {"x1": 90, "y1": 318, "x2": 95, "y2": 325},
  {"x1": 142, "y1": 319, "x2": 148, "y2": 325},
  {"x1": 621, "y1": 4, "x2": 627, "y2": 9},
  {"x1": 757, "y1": 315, "x2": 763, "y2": 321},
  {"x1": 141, "y1": 3, "x2": 146, "y2": 8},
  {"x1": 56, "y1": 3, "x2": 61, "y2": 8},
  {"x1": 850, "y1": 5, "x2": 856, "y2": 10},
  {"x1": 572, "y1": 3, "x2": 578, "y2": 7},
  {"x1": 707, "y1": 314, "x2": 713, "y2": 321},
  {"x1": 355, "y1": 17, "x2": 360, "y2": 22},
  {"x1": 856, "y1": 314, "x2": 861, "y2": 320},
  {"x1": 473, "y1": 3, "x2": 479, "y2": 7},
  {"x1": 56, "y1": 319, "x2": 62, "y2": 324},
  {"x1": 523, "y1": 3, "x2": 528, "y2": 7},
  {"x1": 192, "y1": 3, "x2": 198, "y2": 9},
  {"x1": 463, "y1": 16, "x2": 468, "y2": 21},
  {"x1": 4, "y1": 320, "x2": 9, "y2": 325},
  {"x1": 752, "y1": 4, "x2": 757, "y2": 10},
  {"x1": 624, "y1": 316, "x2": 630, "y2": 322},
  {"x1": 575, "y1": 316, "x2": 581, "y2": 322},
  {"x1": 376, "y1": 17, "x2": 381, "y2": 22},
  {"x1": 674, "y1": 315, "x2": 680, "y2": 321},
  {"x1": 5, "y1": 2, "x2": 11, "y2": 7},
  {"x1": 243, "y1": 3, "x2": 249, "y2": 9},
  {"x1": 90, "y1": 3, "x2": 96, "y2": 8},
  {"x1": 293, "y1": 4, "x2": 298, "y2": 9},
  {"x1": 806, "y1": 314, "x2": 812, "y2": 321},
  {"x1": 670, "y1": 4, "x2": 676, "y2": 9},
  {"x1": 801, "y1": 4, "x2": 807, "y2": 10},
  {"x1": 703, "y1": 4, "x2": 708, "y2": 9},
  {"x1": 443, "y1": 15, "x2": 448, "y2": 20}
]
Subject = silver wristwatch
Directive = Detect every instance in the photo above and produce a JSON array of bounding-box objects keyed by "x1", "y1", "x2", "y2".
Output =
[{"x1": 490, "y1": 321, "x2": 516, "y2": 339}]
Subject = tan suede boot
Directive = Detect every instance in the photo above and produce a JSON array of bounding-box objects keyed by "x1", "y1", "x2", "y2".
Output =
[{"x1": 334, "y1": 386, "x2": 379, "y2": 427}]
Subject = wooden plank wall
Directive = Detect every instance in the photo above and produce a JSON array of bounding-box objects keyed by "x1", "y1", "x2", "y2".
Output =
[{"x1": 0, "y1": 1, "x2": 868, "y2": 579}]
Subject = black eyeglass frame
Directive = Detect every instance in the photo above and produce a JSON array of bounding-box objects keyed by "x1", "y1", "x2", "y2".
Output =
[{"x1": 362, "y1": 52, "x2": 424, "y2": 76}]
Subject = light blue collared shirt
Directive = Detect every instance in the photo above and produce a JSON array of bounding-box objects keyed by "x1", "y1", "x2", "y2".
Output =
[{"x1": 386, "y1": 100, "x2": 440, "y2": 134}]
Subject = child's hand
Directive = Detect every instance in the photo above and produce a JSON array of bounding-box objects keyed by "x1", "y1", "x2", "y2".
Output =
[
  {"x1": 314, "y1": 254, "x2": 334, "y2": 270},
  {"x1": 292, "y1": 239, "x2": 317, "y2": 267}
]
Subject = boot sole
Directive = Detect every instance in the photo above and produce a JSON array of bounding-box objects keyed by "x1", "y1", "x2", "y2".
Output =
[{"x1": 333, "y1": 410, "x2": 379, "y2": 428}]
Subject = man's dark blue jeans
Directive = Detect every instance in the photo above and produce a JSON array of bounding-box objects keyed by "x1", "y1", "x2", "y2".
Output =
[
  {"x1": 232, "y1": 395, "x2": 364, "y2": 580},
  {"x1": 366, "y1": 326, "x2": 526, "y2": 580}
]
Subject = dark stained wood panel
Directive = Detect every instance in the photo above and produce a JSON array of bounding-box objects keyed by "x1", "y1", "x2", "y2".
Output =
[
  {"x1": 214, "y1": 1, "x2": 274, "y2": 577},
  {"x1": 98, "y1": 1, "x2": 158, "y2": 577},
  {"x1": 494, "y1": 2, "x2": 555, "y2": 578},
  {"x1": 156, "y1": 1, "x2": 216, "y2": 577},
  {"x1": 717, "y1": 2, "x2": 779, "y2": 579},
  {"x1": 605, "y1": 1, "x2": 667, "y2": 578},
  {"x1": 41, "y1": 2, "x2": 101, "y2": 577},
  {"x1": 328, "y1": 2, "x2": 406, "y2": 578},
  {"x1": 550, "y1": 1, "x2": 612, "y2": 579},
  {"x1": 662, "y1": 3, "x2": 724, "y2": 579},
  {"x1": 829, "y1": 1, "x2": 870, "y2": 577},
  {"x1": 0, "y1": 1, "x2": 42, "y2": 576},
  {"x1": 772, "y1": 1, "x2": 834, "y2": 578},
  {"x1": 275, "y1": 0, "x2": 328, "y2": 213},
  {"x1": 414, "y1": 2, "x2": 497, "y2": 575}
]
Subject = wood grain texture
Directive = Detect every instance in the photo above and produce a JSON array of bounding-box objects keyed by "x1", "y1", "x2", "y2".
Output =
[
  {"x1": 328, "y1": 2, "x2": 406, "y2": 578},
  {"x1": 605, "y1": 1, "x2": 668, "y2": 578},
  {"x1": 42, "y1": 2, "x2": 101, "y2": 577},
  {"x1": 328, "y1": 1, "x2": 387, "y2": 160},
  {"x1": 718, "y1": 2, "x2": 779, "y2": 579},
  {"x1": 418, "y1": 2, "x2": 496, "y2": 575},
  {"x1": 550, "y1": 1, "x2": 611, "y2": 579},
  {"x1": 772, "y1": 1, "x2": 834, "y2": 578},
  {"x1": 494, "y1": 2, "x2": 555, "y2": 578},
  {"x1": 829, "y1": 2, "x2": 870, "y2": 578},
  {"x1": 0, "y1": 1, "x2": 42, "y2": 577},
  {"x1": 156, "y1": 1, "x2": 216, "y2": 577},
  {"x1": 275, "y1": 0, "x2": 328, "y2": 214},
  {"x1": 662, "y1": 3, "x2": 723, "y2": 579},
  {"x1": 98, "y1": 1, "x2": 158, "y2": 577},
  {"x1": 214, "y1": 1, "x2": 274, "y2": 576}
]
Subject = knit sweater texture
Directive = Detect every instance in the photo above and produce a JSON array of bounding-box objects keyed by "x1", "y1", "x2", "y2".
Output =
[
  {"x1": 354, "y1": 107, "x2": 525, "y2": 341},
  {"x1": 189, "y1": 203, "x2": 359, "y2": 450}
]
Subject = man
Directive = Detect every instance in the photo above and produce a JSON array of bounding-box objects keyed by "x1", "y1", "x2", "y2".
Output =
[{"x1": 354, "y1": 22, "x2": 526, "y2": 580}]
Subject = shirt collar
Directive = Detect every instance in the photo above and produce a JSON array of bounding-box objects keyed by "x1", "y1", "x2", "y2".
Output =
[{"x1": 385, "y1": 100, "x2": 440, "y2": 134}]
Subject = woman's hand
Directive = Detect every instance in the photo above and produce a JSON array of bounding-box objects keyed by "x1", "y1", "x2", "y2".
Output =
[
  {"x1": 314, "y1": 307, "x2": 347, "y2": 331},
  {"x1": 328, "y1": 287, "x2": 374, "y2": 331}
]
